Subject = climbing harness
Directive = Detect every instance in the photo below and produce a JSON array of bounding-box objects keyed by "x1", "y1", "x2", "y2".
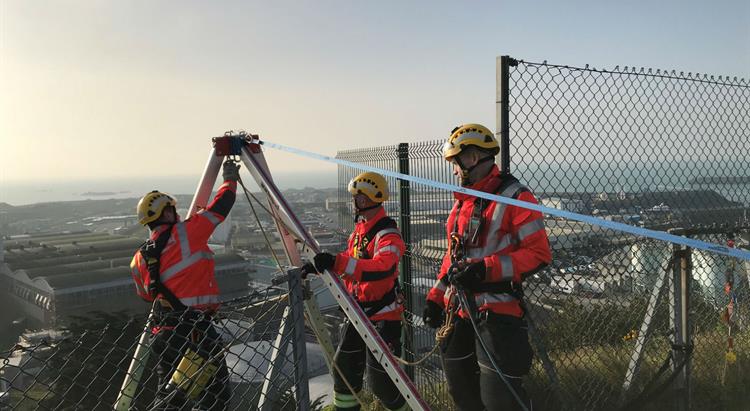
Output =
[{"x1": 447, "y1": 232, "x2": 529, "y2": 411}]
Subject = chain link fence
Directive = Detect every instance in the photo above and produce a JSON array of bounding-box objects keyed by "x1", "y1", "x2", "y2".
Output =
[
  {"x1": 508, "y1": 59, "x2": 749, "y2": 227},
  {"x1": 0, "y1": 283, "x2": 317, "y2": 410},
  {"x1": 335, "y1": 58, "x2": 749, "y2": 410},
  {"x1": 2, "y1": 57, "x2": 748, "y2": 411}
]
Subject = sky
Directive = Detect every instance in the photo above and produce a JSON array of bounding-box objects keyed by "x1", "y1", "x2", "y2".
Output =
[{"x1": 1, "y1": 0, "x2": 748, "y2": 202}]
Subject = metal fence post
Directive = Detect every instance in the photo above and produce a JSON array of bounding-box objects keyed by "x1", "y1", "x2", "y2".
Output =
[
  {"x1": 289, "y1": 268, "x2": 310, "y2": 411},
  {"x1": 496, "y1": 55, "x2": 517, "y2": 175},
  {"x1": 670, "y1": 245, "x2": 692, "y2": 411},
  {"x1": 397, "y1": 142, "x2": 415, "y2": 380}
]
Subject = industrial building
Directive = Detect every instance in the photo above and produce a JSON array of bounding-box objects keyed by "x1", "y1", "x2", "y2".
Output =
[{"x1": 0, "y1": 230, "x2": 252, "y2": 328}]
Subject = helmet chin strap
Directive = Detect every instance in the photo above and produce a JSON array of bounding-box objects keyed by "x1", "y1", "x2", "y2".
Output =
[
  {"x1": 455, "y1": 156, "x2": 494, "y2": 186},
  {"x1": 149, "y1": 212, "x2": 180, "y2": 232},
  {"x1": 354, "y1": 203, "x2": 381, "y2": 222}
]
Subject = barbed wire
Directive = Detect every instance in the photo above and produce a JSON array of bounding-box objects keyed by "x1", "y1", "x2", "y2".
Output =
[{"x1": 516, "y1": 59, "x2": 750, "y2": 88}]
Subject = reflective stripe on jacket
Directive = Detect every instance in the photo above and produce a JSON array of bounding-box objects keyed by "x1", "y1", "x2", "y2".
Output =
[
  {"x1": 332, "y1": 207, "x2": 405, "y2": 322},
  {"x1": 130, "y1": 180, "x2": 237, "y2": 312},
  {"x1": 427, "y1": 165, "x2": 551, "y2": 318}
]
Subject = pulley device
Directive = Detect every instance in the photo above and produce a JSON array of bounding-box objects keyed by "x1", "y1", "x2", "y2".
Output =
[{"x1": 211, "y1": 130, "x2": 261, "y2": 156}]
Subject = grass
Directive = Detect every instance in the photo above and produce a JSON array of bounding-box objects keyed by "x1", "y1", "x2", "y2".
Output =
[
  {"x1": 525, "y1": 326, "x2": 750, "y2": 410},
  {"x1": 315, "y1": 327, "x2": 750, "y2": 410}
]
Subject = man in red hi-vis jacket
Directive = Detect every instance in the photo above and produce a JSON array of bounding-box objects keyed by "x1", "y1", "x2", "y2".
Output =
[
  {"x1": 304, "y1": 171, "x2": 407, "y2": 411},
  {"x1": 422, "y1": 124, "x2": 552, "y2": 411},
  {"x1": 130, "y1": 160, "x2": 239, "y2": 410}
]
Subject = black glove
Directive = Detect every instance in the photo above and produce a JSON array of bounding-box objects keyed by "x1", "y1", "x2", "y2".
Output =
[
  {"x1": 313, "y1": 252, "x2": 336, "y2": 273},
  {"x1": 300, "y1": 262, "x2": 317, "y2": 279},
  {"x1": 449, "y1": 260, "x2": 486, "y2": 290},
  {"x1": 222, "y1": 161, "x2": 241, "y2": 182},
  {"x1": 422, "y1": 300, "x2": 444, "y2": 329}
]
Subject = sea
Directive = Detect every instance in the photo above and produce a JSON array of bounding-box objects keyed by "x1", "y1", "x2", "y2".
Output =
[
  {"x1": 2, "y1": 162, "x2": 749, "y2": 207},
  {"x1": 1, "y1": 171, "x2": 338, "y2": 206}
]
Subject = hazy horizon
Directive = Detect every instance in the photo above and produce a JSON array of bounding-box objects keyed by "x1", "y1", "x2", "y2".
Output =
[{"x1": 1, "y1": 170, "x2": 338, "y2": 206}]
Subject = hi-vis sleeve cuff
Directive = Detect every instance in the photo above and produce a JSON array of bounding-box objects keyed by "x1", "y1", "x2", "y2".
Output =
[
  {"x1": 333, "y1": 252, "x2": 400, "y2": 282},
  {"x1": 343, "y1": 256, "x2": 358, "y2": 277},
  {"x1": 220, "y1": 180, "x2": 237, "y2": 191},
  {"x1": 333, "y1": 252, "x2": 355, "y2": 278},
  {"x1": 197, "y1": 210, "x2": 223, "y2": 227},
  {"x1": 130, "y1": 255, "x2": 150, "y2": 300},
  {"x1": 374, "y1": 245, "x2": 402, "y2": 259},
  {"x1": 427, "y1": 275, "x2": 449, "y2": 307},
  {"x1": 484, "y1": 254, "x2": 515, "y2": 283},
  {"x1": 516, "y1": 218, "x2": 546, "y2": 244},
  {"x1": 205, "y1": 181, "x2": 237, "y2": 219}
]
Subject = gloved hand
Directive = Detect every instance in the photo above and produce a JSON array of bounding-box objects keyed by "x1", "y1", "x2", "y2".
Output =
[
  {"x1": 449, "y1": 260, "x2": 486, "y2": 290},
  {"x1": 313, "y1": 252, "x2": 336, "y2": 273},
  {"x1": 300, "y1": 262, "x2": 317, "y2": 279},
  {"x1": 422, "y1": 300, "x2": 444, "y2": 329},
  {"x1": 223, "y1": 161, "x2": 241, "y2": 182}
]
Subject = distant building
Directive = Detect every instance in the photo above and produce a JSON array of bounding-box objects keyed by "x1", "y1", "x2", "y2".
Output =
[
  {"x1": 311, "y1": 230, "x2": 345, "y2": 250},
  {"x1": 410, "y1": 217, "x2": 446, "y2": 241},
  {"x1": 0, "y1": 329, "x2": 72, "y2": 396},
  {"x1": 541, "y1": 197, "x2": 587, "y2": 215},
  {"x1": 408, "y1": 197, "x2": 454, "y2": 213},
  {"x1": 325, "y1": 198, "x2": 348, "y2": 212},
  {"x1": 1, "y1": 230, "x2": 252, "y2": 328},
  {"x1": 593, "y1": 189, "x2": 745, "y2": 226}
]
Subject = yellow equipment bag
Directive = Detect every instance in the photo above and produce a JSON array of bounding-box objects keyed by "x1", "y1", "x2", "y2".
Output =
[{"x1": 170, "y1": 348, "x2": 219, "y2": 400}]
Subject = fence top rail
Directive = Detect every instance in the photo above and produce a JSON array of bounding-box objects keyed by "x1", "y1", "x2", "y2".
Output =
[
  {"x1": 512, "y1": 58, "x2": 750, "y2": 88},
  {"x1": 336, "y1": 144, "x2": 400, "y2": 157}
]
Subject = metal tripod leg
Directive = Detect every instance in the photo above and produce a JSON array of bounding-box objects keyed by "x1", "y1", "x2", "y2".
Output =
[
  {"x1": 620, "y1": 264, "x2": 669, "y2": 403},
  {"x1": 258, "y1": 305, "x2": 293, "y2": 411},
  {"x1": 258, "y1": 268, "x2": 311, "y2": 411},
  {"x1": 187, "y1": 148, "x2": 224, "y2": 217},
  {"x1": 114, "y1": 310, "x2": 156, "y2": 411},
  {"x1": 239, "y1": 143, "x2": 339, "y2": 404}
]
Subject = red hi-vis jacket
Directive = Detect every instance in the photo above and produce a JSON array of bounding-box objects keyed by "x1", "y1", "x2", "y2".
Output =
[
  {"x1": 130, "y1": 181, "x2": 237, "y2": 313},
  {"x1": 427, "y1": 165, "x2": 552, "y2": 318},
  {"x1": 331, "y1": 207, "x2": 405, "y2": 322}
]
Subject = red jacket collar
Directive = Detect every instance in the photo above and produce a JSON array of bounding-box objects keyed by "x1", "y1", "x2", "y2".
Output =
[
  {"x1": 453, "y1": 165, "x2": 502, "y2": 201},
  {"x1": 149, "y1": 224, "x2": 172, "y2": 239},
  {"x1": 357, "y1": 206, "x2": 387, "y2": 232}
]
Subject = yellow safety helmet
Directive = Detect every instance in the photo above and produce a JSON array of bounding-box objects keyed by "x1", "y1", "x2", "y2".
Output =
[
  {"x1": 442, "y1": 123, "x2": 499, "y2": 160},
  {"x1": 347, "y1": 172, "x2": 389, "y2": 203},
  {"x1": 137, "y1": 190, "x2": 177, "y2": 226}
]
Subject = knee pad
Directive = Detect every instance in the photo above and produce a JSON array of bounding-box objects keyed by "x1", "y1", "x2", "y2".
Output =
[{"x1": 333, "y1": 390, "x2": 361, "y2": 410}]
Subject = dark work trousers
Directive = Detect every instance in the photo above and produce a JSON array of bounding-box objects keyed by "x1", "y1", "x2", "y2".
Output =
[
  {"x1": 440, "y1": 312, "x2": 534, "y2": 411},
  {"x1": 149, "y1": 314, "x2": 231, "y2": 411},
  {"x1": 332, "y1": 319, "x2": 407, "y2": 411}
]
